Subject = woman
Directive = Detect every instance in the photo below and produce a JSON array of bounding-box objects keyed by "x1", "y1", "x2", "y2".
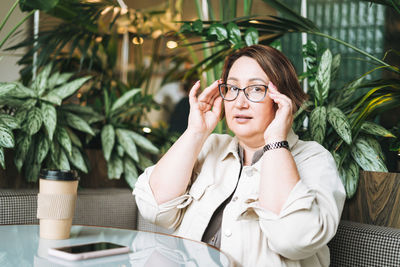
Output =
[{"x1": 133, "y1": 45, "x2": 345, "y2": 267}]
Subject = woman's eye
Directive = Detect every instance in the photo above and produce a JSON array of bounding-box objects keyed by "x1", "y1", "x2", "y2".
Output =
[{"x1": 251, "y1": 86, "x2": 263, "y2": 92}]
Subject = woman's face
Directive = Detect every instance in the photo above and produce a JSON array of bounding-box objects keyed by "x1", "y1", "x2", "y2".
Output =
[{"x1": 224, "y1": 56, "x2": 276, "y2": 145}]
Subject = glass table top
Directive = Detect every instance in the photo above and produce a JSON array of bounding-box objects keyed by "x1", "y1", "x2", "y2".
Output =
[{"x1": 0, "y1": 225, "x2": 232, "y2": 267}]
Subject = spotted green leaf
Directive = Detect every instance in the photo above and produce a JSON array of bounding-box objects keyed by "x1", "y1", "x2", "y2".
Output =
[
  {"x1": 36, "y1": 133, "x2": 50, "y2": 164},
  {"x1": 40, "y1": 92, "x2": 62, "y2": 105},
  {"x1": 124, "y1": 156, "x2": 138, "y2": 189},
  {"x1": 116, "y1": 129, "x2": 138, "y2": 162},
  {"x1": 22, "y1": 107, "x2": 43, "y2": 135},
  {"x1": 101, "y1": 124, "x2": 115, "y2": 161},
  {"x1": 316, "y1": 49, "x2": 332, "y2": 103},
  {"x1": 0, "y1": 125, "x2": 14, "y2": 148},
  {"x1": 64, "y1": 112, "x2": 95, "y2": 136},
  {"x1": 53, "y1": 76, "x2": 91, "y2": 100},
  {"x1": 128, "y1": 131, "x2": 159, "y2": 154},
  {"x1": 351, "y1": 136, "x2": 388, "y2": 172},
  {"x1": 310, "y1": 106, "x2": 327, "y2": 144},
  {"x1": 14, "y1": 134, "x2": 31, "y2": 171},
  {"x1": 107, "y1": 153, "x2": 123, "y2": 179},
  {"x1": 55, "y1": 127, "x2": 72, "y2": 156},
  {"x1": 338, "y1": 159, "x2": 359, "y2": 199},
  {"x1": 67, "y1": 146, "x2": 88, "y2": 173},
  {"x1": 327, "y1": 107, "x2": 352, "y2": 145},
  {"x1": 110, "y1": 88, "x2": 140, "y2": 113},
  {"x1": 0, "y1": 114, "x2": 19, "y2": 129},
  {"x1": 41, "y1": 102, "x2": 57, "y2": 140},
  {"x1": 360, "y1": 121, "x2": 396, "y2": 138},
  {"x1": 33, "y1": 63, "x2": 52, "y2": 96},
  {"x1": 0, "y1": 147, "x2": 4, "y2": 169}
]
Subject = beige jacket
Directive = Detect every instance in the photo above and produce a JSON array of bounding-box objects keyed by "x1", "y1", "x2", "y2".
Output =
[{"x1": 133, "y1": 130, "x2": 346, "y2": 267}]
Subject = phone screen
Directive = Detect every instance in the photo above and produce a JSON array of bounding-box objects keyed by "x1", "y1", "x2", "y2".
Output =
[{"x1": 56, "y1": 242, "x2": 125, "y2": 254}]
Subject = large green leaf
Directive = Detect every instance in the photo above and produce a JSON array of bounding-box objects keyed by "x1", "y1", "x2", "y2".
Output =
[
  {"x1": 48, "y1": 72, "x2": 74, "y2": 90},
  {"x1": 116, "y1": 129, "x2": 139, "y2": 162},
  {"x1": 0, "y1": 114, "x2": 19, "y2": 129},
  {"x1": 360, "y1": 121, "x2": 396, "y2": 138},
  {"x1": 67, "y1": 146, "x2": 88, "y2": 173},
  {"x1": 107, "y1": 153, "x2": 123, "y2": 179},
  {"x1": 55, "y1": 127, "x2": 72, "y2": 156},
  {"x1": 12, "y1": 82, "x2": 36, "y2": 99},
  {"x1": 339, "y1": 159, "x2": 360, "y2": 199},
  {"x1": 14, "y1": 134, "x2": 31, "y2": 171},
  {"x1": 227, "y1": 22, "x2": 242, "y2": 47},
  {"x1": 327, "y1": 107, "x2": 352, "y2": 145},
  {"x1": 310, "y1": 106, "x2": 327, "y2": 144},
  {"x1": 58, "y1": 149, "x2": 70, "y2": 170},
  {"x1": 0, "y1": 147, "x2": 4, "y2": 169},
  {"x1": 244, "y1": 27, "x2": 258, "y2": 46},
  {"x1": 66, "y1": 128, "x2": 82, "y2": 148},
  {"x1": 208, "y1": 23, "x2": 228, "y2": 41},
  {"x1": 351, "y1": 136, "x2": 388, "y2": 172},
  {"x1": 0, "y1": 83, "x2": 17, "y2": 97},
  {"x1": 64, "y1": 112, "x2": 95, "y2": 135},
  {"x1": 22, "y1": 107, "x2": 43, "y2": 135},
  {"x1": 124, "y1": 156, "x2": 138, "y2": 189},
  {"x1": 0, "y1": 125, "x2": 14, "y2": 148},
  {"x1": 316, "y1": 49, "x2": 332, "y2": 103},
  {"x1": 40, "y1": 92, "x2": 62, "y2": 105},
  {"x1": 40, "y1": 102, "x2": 57, "y2": 140},
  {"x1": 110, "y1": 88, "x2": 141, "y2": 113},
  {"x1": 128, "y1": 131, "x2": 159, "y2": 154},
  {"x1": 32, "y1": 63, "x2": 52, "y2": 96},
  {"x1": 52, "y1": 76, "x2": 91, "y2": 100},
  {"x1": 36, "y1": 133, "x2": 50, "y2": 164},
  {"x1": 101, "y1": 124, "x2": 115, "y2": 161}
]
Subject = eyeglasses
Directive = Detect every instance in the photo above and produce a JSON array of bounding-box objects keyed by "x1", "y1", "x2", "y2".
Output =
[{"x1": 218, "y1": 83, "x2": 268, "y2": 102}]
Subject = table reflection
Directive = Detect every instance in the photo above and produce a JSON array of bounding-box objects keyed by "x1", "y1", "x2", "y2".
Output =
[{"x1": 0, "y1": 225, "x2": 231, "y2": 267}]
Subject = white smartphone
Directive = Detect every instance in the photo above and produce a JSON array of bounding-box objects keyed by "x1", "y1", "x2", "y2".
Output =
[{"x1": 48, "y1": 242, "x2": 130, "y2": 261}]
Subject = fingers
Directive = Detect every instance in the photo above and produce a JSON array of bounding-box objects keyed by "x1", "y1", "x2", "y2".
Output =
[
  {"x1": 211, "y1": 96, "x2": 223, "y2": 118},
  {"x1": 268, "y1": 81, "x2": 293, "y2": 112},
  {"x1": 198, "y1": 79, "x2": 221, "y2": 103},
  {"x1": 188, "y1": 80, "x2": 201, "y2": 106}
]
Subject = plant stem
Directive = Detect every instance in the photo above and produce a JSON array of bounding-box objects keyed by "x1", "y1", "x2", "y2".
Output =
[
  {"x1": 0, "y1": 0, "x2": 19, "y2": 33},
  {"x1": 0, "y1": 10, "x2": 35, "y2": 49},
  {"x1": 311, "y1": 31, "x2": 390, "y2": 68}
]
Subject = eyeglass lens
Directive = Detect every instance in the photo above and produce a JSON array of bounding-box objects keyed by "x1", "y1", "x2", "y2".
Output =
[{"x1": 219, "y1": 84, "x2": 267, "y2": 102}]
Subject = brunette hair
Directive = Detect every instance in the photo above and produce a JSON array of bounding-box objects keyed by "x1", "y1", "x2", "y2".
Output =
[{"x1": 221, "y1": 45, "x2": 308, "y2": 111}]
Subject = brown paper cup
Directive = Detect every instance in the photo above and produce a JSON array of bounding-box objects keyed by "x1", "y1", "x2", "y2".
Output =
[{"x1": 37, "y1": 170, "x2": 79, "y2": 240}]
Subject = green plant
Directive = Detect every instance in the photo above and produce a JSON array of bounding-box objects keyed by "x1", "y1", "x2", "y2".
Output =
[
  {"x1": 4, "y1": 0, "x2": 185, "y2": 186},
  {"x1": 99, "y1": 87, "x2": 160, "y2": 188},
  {"x1": 0, "y1": 63, "x2": 100, "y2": 181},
  {"x1": 294, "y1": 41, "x2": 396, "y2": 198}
]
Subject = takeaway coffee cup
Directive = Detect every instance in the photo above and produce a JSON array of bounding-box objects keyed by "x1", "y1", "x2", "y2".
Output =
[{"x1": 37, "y1": 169, "x2": 79, "y2": 239}]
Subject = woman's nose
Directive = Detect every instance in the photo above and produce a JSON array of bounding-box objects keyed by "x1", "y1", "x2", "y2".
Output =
[{"x1": 234, "y1": 91, "x2": 249, "y2": 108}]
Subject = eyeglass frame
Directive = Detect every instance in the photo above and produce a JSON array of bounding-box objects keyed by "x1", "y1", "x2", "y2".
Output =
[{"x1": 218, "y1": 83, "x2": 268, "y2": 103}]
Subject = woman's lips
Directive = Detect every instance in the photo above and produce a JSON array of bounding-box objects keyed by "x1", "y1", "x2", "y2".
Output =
[{"x1": 234, "y1": 115, "x2": 252, "y2": 123}]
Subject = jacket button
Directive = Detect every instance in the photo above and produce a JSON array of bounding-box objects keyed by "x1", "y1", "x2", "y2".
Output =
[
  {"x1": 246, "y1": 169, "x2": 253, "y2": 177},
  {"x1": 232, "y1": 196, "x2": 238, "y2": 202},
  {"x1": 224, "y1": 229, "x2": 232, "y2": 237}
]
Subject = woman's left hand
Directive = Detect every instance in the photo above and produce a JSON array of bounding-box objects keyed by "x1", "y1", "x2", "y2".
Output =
[{"x1": 263, "y1": 81, "x2": 294, "y2": 143}]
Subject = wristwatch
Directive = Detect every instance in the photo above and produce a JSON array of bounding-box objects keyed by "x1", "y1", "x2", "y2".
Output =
[{"x1": 263, "y1": 141, "x2": 290, "y2": 152}]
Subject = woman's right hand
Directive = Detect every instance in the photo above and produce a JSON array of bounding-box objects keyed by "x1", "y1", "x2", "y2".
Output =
[{"x1": 187, "y1": 80, "x2": 223, "y2": 135}]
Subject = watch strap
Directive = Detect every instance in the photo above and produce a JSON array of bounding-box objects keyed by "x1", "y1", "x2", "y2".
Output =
[{"x1": 263, "y1": 141, "x2": 290, "y2": 152}]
